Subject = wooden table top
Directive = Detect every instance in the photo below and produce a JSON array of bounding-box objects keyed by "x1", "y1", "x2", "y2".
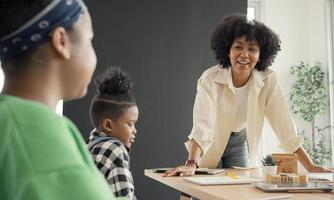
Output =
[{"x1": 145, "y1": 168, "x2": 334, "y2": 200}]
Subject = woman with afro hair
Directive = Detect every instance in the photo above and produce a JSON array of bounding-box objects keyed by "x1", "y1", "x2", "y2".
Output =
[{"x1": 164, "y1": 14, "x2": 331, "y2": 176}]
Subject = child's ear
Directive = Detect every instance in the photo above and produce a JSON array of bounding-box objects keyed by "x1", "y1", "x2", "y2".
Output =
[
  {"x1": 50, "y1": 27, "x2": 71, "y2": 59},
  {"x1": 101, "y1": 118, "x2": 113, "y2": 133}
]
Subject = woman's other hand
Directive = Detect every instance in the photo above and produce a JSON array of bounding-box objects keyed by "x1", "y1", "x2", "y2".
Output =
[
  {"x1": 308, "y1": 165, "x2": 334, "y2": 173},
  {"x1": 295, "y1": 147, "x2": 334, "y2": 173}
]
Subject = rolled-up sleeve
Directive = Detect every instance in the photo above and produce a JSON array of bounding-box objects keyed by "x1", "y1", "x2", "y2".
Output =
[
  {"x1": 185, "y1": 75, "x2": 216, "y2": 155},
  {"x1": 265, "y1": 73, "x2": 303, "y2": 153}
]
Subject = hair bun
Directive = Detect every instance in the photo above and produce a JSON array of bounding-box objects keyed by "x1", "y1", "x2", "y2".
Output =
[{"x1": 95, "y1": 66, "x2": 133, "y2": 95}]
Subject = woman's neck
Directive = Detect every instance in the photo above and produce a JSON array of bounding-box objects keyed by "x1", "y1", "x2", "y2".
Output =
[
  {"x1": 231, "y1": 69, "x2": 252, "y2": 87},
  {"x1": 2, "y1": 71, "x2": 61, "y2": 111}
]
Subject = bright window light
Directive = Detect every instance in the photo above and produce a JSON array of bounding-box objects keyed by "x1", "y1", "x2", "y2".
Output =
[
  {"x1": 55, "y1": 100, "x2": 63, "y2": 115},
  {"x1": 247, "y1": 7, "x2": 255, "y2": 20},
  {"x1": 248, "y1": 0, "x2": 261, "y2": 21}
]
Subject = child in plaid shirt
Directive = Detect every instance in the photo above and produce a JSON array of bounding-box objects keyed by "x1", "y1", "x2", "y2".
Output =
[{"x1": 87, "y1": 66, "x2": 139, "y2": 200}]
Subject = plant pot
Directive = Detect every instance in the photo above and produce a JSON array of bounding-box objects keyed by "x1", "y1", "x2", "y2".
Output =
[{"x1": 260, "y1": 166, "x2": 277, "y2": 180}]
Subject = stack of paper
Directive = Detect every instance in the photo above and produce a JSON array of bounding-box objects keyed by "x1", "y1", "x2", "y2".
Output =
[{"x1": 183, "y1": 176, "x2": 259, "y2": 185}]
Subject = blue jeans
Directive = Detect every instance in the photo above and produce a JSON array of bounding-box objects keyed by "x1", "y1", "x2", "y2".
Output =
[{"x1": 221, "y1": 129, "x2": 249, "y2": 168}]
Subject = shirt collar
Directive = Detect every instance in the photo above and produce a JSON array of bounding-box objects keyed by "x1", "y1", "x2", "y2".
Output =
[
  {"x1": 89, "y1": 128, "x2": 131, "y2": 153},
  {"x1": 213, "y1": 65, "x2": 266, "y2": 91}
]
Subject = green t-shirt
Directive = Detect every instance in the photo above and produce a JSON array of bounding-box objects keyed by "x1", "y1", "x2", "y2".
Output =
[{"x1": 0, "y1": 95, "x2": 126, "y2": 200}]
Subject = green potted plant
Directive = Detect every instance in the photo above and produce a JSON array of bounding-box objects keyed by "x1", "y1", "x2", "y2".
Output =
[
  {"x1": 289, "y1": 61, "x2": 331, "y2": 166},
  {"x1": 261, "y1": 154, "x2": 277, "y2": 167},
  {"x1": 260, "y1": 154, "x2": 277, "y2": 179}
]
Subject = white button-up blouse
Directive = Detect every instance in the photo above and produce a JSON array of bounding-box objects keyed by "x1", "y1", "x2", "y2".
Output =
[{"x1": 185, "y1": 65, "x2": 303, "y2": 168}]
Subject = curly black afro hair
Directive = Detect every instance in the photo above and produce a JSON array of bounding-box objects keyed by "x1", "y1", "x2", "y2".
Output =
[
  {"x1": 90, "y1": 66, "x2": 137, "y2": 127},
  {"x1": 95, "y1": 66, "x2": 134, "y2": 97},
  {"x1": 211, "y1": 14, "x2": 281, "y2": 71}
]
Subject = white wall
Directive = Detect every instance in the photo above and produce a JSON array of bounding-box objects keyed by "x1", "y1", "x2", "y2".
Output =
[{"x1": 259, "y1": 0, "x2": 331, "y2": 166}]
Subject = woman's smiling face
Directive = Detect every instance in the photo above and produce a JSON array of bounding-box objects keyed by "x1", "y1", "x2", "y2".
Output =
[{"x1": 229, "y1": 35, "x2": 260, "y2": 78}]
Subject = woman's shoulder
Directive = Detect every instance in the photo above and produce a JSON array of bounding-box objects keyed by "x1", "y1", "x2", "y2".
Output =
[
  {"x1": 201, "y1": 65, "x2": 222, "y2": 77},
  {"x1": 253, "y1": 68, "x2": 277, "y2": 81},
  {"x1": 252, "y1": 69, "x2": 281, "y2": 92},
  {"x1": 199, "y1": 65, "x2": 225, "y2": 83},
  {"x1": 263, "y1": 68, "x2": 275, "y2": 76}
]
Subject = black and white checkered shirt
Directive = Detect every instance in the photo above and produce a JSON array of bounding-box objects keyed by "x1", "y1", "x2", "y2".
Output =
[{"x1": 87, "y1": 130, "x2": 136, "y2": 200}]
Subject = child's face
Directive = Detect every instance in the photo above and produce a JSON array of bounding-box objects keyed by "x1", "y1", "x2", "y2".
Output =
[{"x1": 111, "y1": 106, "x2": 139, "y2": 149}]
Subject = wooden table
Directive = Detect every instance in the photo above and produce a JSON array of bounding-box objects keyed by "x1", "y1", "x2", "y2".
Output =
[{"x1": 144, "y1": 168, "x2": 334, "y2": 200}]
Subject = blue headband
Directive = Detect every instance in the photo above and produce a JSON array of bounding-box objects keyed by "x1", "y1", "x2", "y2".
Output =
[{"x1": 0, "y1": 0, "x2": 87, "y2": 59}]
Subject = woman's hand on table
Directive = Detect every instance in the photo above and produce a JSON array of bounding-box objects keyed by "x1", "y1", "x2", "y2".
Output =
[{"x1": 162, "y1": 164, "x2": 197, "y2": 177}]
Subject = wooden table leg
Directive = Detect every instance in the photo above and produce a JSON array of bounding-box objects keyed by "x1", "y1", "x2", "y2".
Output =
[{"x1": 180, "y1": 192, "x2": 193, "y2": 200}]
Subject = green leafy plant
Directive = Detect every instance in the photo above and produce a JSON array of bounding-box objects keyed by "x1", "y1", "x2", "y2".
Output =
[
  {"x1": 298, "y1": 127, "x2": 331, "y2": 166},
  {"x1": 261, "y1": 154, "x2": 277, "y2": 166},
  {"x1": 289, "y1": 61, "x2": 331, "y2": 165}
]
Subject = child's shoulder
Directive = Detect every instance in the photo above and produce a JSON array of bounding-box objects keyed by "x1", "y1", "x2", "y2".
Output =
[
  {"x1": 103, "y1": 138, "x2": 125, "y2": 149},
  {"x1": 94, "y1": 138, "x2": 129, "y2": 158}
]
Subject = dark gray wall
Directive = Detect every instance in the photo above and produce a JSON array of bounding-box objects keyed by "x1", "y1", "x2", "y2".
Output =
[{"x1": 64, "y1": 1, "x2": 246, "y2": 199}]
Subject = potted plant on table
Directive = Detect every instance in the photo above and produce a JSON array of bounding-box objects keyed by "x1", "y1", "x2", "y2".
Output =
[{"x1": 261, "y1": 154, "x2": 277, "y2": 177}]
